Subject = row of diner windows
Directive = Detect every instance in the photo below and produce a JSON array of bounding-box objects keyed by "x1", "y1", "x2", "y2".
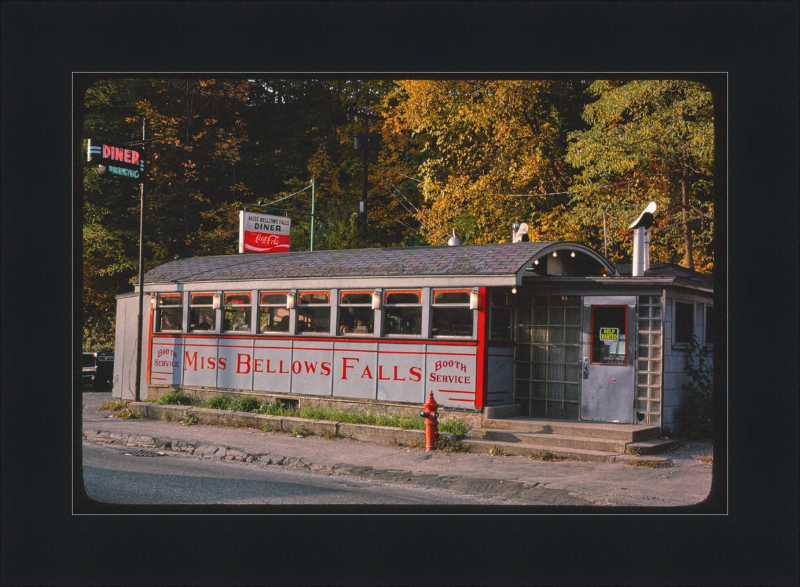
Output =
[{"x1": 154, "y1": 289, "x2": 514, "y2": 340}]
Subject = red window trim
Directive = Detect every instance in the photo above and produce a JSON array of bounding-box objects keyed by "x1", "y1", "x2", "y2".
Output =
[
  {"x1": 432, "y1": 289, "x2": 471, "y2": 305},
  {"x1": 158, "y1": 293, "x2": 182, "y2": 307},
  {"x1": 224, "y1": 292, "x2": 251, "y2": 305},
  {"x1": 259, "y1": 291, "x2": 289, "y2": 305},
  {"x1": 340, "y1": 290, "x2": 373, "y2": 304},
  {"x1": 589, "y1": 304, "x2": 628, "y2": 366},
  {"x1": 298, "y1": 290, "x2": 330, "y2": 305},
  {"x1": 384, "y1": 289, "x2": 421, "y2": 304},
  {"x1": 190, "y1": 292, "x2": 216, "y2": 305}
]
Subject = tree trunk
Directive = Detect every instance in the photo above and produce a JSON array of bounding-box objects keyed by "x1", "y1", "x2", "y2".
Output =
[{"x1": 681, "y1": 169, "x2": 694, "y2": 269}]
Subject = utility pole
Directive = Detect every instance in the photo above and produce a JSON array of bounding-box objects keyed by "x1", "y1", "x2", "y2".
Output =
[
  {"x1": 310, "y1": 177, "x2": 316, "y2": 251},
  {"x1": 354, "y1": 114, "x2": 381, "y2": 240},
  {"x1": 133, "y1": 118, "x2": 146, "y2": 402}
]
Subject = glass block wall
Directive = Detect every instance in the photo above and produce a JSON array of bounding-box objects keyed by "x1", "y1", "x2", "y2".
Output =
[
  {"x1": 515, "y1": 295, "x2": 582, "y2": 419},
  {"x1": 636, "y1": 295, "x2": 663, "y2": 425}
]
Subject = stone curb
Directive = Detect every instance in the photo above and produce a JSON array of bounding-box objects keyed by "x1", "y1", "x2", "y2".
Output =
[{"x1": 81, "y1": 429, "x2": 542, "y2": 501}]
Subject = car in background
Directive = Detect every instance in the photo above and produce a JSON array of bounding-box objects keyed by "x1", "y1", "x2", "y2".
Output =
[{"x1": 83, "y1": 351, "x2": 114, "y2": 390}]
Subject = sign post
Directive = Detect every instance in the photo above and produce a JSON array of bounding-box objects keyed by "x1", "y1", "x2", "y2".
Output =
[{"x1": 87, "y1": 126, "x2": 148, "y2": 400}]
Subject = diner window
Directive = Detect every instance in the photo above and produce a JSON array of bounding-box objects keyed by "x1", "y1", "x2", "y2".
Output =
[
  {"x1": 674, "y1": 300, "x2": 694, "y2": 346},
  {"x1": 490, "y1": 290, "x2": 513, "y2": 340},
  {"x1": 431, "y1": 289, "x2": 473, "y2": 337},
  {"x1": 383, "y1": 290, "x2": 422, "y2": 336},
  {"x1": 157, "y1": 293, "x2": 183, "y2": 332},
  {"x1": 297, "y1": 291, "x2": 330, "y2": 334},
  {"x1": 259, "y1": 292, "x2": 290, "y2": 333},
  {"x1": 189, "y1": 293, "x2": 217, "y2": 332},
  {"x1": 223, "y1": 292, "x2": 252, "y2": 332},
  {"x1": 339, "y1": 291, "x2": 374, "y2": 335}
]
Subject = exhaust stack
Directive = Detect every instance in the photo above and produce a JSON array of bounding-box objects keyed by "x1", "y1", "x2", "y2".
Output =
[{"x1": 628, "y1": 202, "x2": 657, "y2": 277}]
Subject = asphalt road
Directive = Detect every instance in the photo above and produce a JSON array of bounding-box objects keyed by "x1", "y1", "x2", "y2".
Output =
[
  {"x1": 81, "y1": 392, "x2": 715, "y2": 508},
  {"x1": 83, "y1": 444, "x2": 540, "y2": 505}
]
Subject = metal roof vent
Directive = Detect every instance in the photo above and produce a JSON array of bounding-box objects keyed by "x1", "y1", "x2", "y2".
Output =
[
  {"x1": 447, "y1": 229, "x2": 462, "y2": 246},
  {"x1": 512, "y1": 222, "x2": 529, "y2": 243}
]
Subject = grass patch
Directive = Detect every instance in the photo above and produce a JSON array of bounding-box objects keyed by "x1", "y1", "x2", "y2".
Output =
[
  {"x1": 626, "y1": 445, "x2": 643, "y2": 456},
  {"x1": 154, "y1": 390, "x2": 196, "y2": 406},
  {"x1": 203, "y1": 394, "x2": 232, "y2": 410},
  {"x1": 231, "y1": 395, "x2": 261, "y2": 413},
  {"x1": 161, "y1": 411, "x2": 178, "y2": 422},
  {"x1": 439, "y1": 418, "x2": 469, "y2": 439},
  {"x1": 291, "y1": 425, "x2": 312, "y2": 437},
  {"x1": 98, "y1": 400, "x2": 127, "y2": 412},
  {"x1": 623, "y1": 458, "x2": 671, "y2": 468},
  {"x1": 180, "y1": 412, "x2": 199, "y2": 426},
  {"x1": 150, "y1": 393, "x2": 471, "y2": 439},
  {"x1": 118, "y1": 407, "x2": 144, "y2": 420}
]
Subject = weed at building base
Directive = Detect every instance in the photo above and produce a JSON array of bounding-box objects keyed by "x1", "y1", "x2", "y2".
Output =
[
  {"x1": 180, "y1": 412, "x2": 199, "y2": 426},
  {"x1": 98, "y1": 400, "x2": 127, "y2": 412},
  {"x1": 290, "y1": 425, "x2": 312, "y2": 438},
  {"x1": 118, "y1": 408, "x2": 144, "y2": 420}
]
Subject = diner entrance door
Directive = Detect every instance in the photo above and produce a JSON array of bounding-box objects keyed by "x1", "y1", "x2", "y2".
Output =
[{"x1": 580, "y1": 296, "x2": 637, "y2": 423}]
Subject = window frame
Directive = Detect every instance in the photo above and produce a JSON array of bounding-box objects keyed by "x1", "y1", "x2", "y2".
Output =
[
  {"x1": 156, "y1": 293, "x2": 183, "y2": 333},
  {"x1": 258, "y1": 291, "x2": 291, "y2": 335},
  {"x1": 704, "y1": 304, "x2": 714, "y2": 347},
  {"x1": 673, "y1": 300, "x2": 695, "y2": 347},
  {"x1": 222, "y1": 291, "x2": 252, "y2": 333},
  {"x1": 489, "y1": 289, "x2": 514, "y2": 341},
  {"x1": 382, "y1": 289, "x2": 423, "y2": 337},
  {"x1": 589, "y1": 304, "x2": 629, "y2": 366},
  {"x1": 338, "y1": 290, "x2": 375, "y2": 336},
  {"x1": 296, "y1": 290, "x2": 331, "y2": 335},
  {"x1": 189, "y1": 292, "x2": 218, "y2": 333},
  {"x1": 430, "y1": 288, "x2": 474, "y2": 338}
]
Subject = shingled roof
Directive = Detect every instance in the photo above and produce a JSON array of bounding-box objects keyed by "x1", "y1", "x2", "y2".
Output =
[
  {"x1": 615, "y1": 263, "x2": 714, "y2": 286},
  {"x1": 144, "y1": 242, "x2": 605, "y2": 284}
]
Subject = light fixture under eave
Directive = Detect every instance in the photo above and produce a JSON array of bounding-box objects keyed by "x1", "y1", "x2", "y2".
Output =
[
  {"x1": 534, "y1": 259, "x2": 539, "y2": 265},
  {"x1": 512, "y1": 286, "x2": 517, "y2": 294},
  {"x1": 570, "y1": 251, "x2": 576, "y2": 258},
  {"x1": 552, "y1": 251, "x2": 558, "y2": 257},
  {"x1": 469, "y1": 289, "x2": 479, "y2": 310}
]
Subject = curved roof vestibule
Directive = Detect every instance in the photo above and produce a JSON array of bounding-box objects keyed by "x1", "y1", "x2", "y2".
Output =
[{"x1": 142, "y1": 241, "x2": 617, "y2": 289}]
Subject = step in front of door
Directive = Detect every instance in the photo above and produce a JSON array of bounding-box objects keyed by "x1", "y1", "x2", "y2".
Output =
[
  {"x1": 470, "y1": 428, "x2": 628, "y2": 453},
  {"x1": 460, "y1": 438, "x2": 620, "y2": 463},
  {"x1": 480, "y1": 418, "x2": 661, "y2": 442}
]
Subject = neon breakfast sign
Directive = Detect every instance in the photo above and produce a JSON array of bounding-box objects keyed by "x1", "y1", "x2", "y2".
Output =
[{"x1": 86, "y1": 139, "x2": 145, "y2": 181}]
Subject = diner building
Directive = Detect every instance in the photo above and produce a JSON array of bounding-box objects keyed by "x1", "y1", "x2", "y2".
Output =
[{"x1": 113, "y1": 240, "x2": 714, "y2": 433}]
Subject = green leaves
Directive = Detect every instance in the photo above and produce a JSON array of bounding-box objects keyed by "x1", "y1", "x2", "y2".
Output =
[{"x1": 565, "y1": 80, "x2": 715, "y2": 269}]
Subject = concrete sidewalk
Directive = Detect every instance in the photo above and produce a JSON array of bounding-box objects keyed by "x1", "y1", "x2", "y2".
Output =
[{"x1": 80, "y1": 392, "x2": 715, "y2": 507}]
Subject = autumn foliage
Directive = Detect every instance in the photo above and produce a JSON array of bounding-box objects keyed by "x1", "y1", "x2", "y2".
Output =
[{"x1": 82, "y1": 78, "x2": 716, "y2": 348}]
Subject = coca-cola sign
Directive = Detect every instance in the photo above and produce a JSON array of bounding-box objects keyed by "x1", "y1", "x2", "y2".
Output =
[{"x1": 239, "y1": 212, "x2": 291, "y2": 254}]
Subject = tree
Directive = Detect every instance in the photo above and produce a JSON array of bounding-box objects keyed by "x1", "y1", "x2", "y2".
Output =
[
  {"x1": 565, "y1": 80, "x2": 714, "y2": 271},
  {"x1": 383, "y1": 80, "x2": 588, "y2": 245}
]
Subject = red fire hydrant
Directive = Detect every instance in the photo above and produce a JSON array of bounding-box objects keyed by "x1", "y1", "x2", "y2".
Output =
[{"x1": 419, "y1": 391, "x2": 440, "y2": 452}]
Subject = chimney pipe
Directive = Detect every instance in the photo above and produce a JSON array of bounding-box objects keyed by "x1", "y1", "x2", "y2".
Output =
[
  {"x1": 629, "y1": 202, "x2": 657, "y2": 277},
  {"x1": 631, "y1": 227, "x2": 650, "y2": 276}
]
